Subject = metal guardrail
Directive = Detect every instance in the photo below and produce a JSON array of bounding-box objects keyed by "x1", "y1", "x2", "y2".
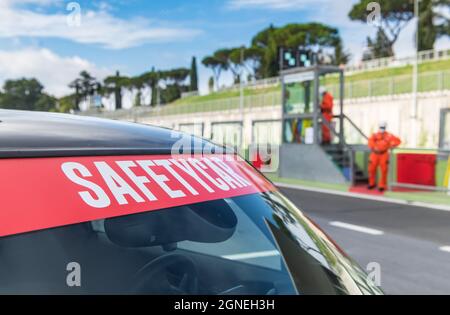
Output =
[
  {"x1": 345, "y1": 48, "x2": 450, "y2": 74},
  {"x1": 326, "y1": 70, "x2": 450, "y2": 100},
  {"x1": 80, "y1": 92, "x2": 281, "y2": 120},
  {"x1": 344, "y1": 115, "x2": 368, "y2": 141},
  {"x1": 217, "y1": 48, "x2": 450, "y2": 93},
  {"x1": 181, "y1": 91, "x2": 199, "y2": 98},
  {"x1": 219, "y1": 77, "x2": 281, "y2": 93},
  {"x1": 221, "y1": 68, "x2": 450, "y2": 102}
]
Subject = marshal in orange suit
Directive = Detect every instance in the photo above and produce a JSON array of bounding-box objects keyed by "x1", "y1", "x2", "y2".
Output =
[
  {"x1": 368, "y1": 122, "x2": 401, "y2": 192},
  {"x1": 320, "y1": 87, "x2": 334, "y2": 145}
]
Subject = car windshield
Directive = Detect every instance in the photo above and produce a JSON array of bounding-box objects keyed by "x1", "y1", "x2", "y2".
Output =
[{"x1": 0, "y1": 188, "x2": 378, "y2": 295}]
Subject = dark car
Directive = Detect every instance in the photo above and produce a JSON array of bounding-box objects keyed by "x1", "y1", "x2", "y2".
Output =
[{"x1": 0, "y1": 109, "x2": 382, "y2": 295}]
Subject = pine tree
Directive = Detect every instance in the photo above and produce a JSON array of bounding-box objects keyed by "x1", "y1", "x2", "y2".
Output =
[{"x1": 190, "y1": 56, "x2": 198, "y2": 92}]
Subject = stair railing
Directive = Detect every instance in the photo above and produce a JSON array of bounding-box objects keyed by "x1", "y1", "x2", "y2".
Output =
[{"x1": 320, "y1": 114, "x2": 371, "y2": 185}]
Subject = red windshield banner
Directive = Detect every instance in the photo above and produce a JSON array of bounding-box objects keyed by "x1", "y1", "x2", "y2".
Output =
[{"x1": 0, "y1": 154, "x2": 275, "y2": 237}]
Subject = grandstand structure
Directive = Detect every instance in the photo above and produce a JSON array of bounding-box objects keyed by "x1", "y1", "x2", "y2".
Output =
[{"x1": 79, "y1": 48, "x2": 450, "y2": 155}]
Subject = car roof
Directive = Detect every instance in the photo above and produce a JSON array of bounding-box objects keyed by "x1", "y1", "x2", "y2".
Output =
[{"x1": 0, "y1": 109, "x2": 221, "y2": 158}]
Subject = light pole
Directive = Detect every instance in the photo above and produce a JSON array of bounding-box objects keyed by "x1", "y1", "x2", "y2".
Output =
[
  {"x1": 239, "y1": 46, "x2": 244, "y2": 116},
  {"x1": 239, "y1": 46, "x2": 245, "y2": 151},
  {"x1": 411, "y1": 0, "x2": 420, "y2": 147}
]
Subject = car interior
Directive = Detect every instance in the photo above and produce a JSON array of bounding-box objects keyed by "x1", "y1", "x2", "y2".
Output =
[{"x1": 0, "y1": 197, "x2": 297, "y2": 295}]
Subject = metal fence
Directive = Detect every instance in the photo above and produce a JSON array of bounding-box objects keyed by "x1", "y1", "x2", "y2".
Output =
[
  {"x1": 81, "y1": 69, "x2": 450, "y2": 120},
  {"x1": 80, "y1": 91, "x2": 281, "y2": 120},
  {"x1": 181, "y1": 91, "x2": 199, "y2": 98},
  {"x1": 326, "y1": 70, "x2": 450, "y2": 100},
  {"x1": 345, "y1": 48, "x2": 450, "y2": 74},
  {"x1": 219, "y1": 77, "x2": 281, "y2": 93},
  {"x1": 218, "y1": 48, "x2": 450, "y2": 93}
]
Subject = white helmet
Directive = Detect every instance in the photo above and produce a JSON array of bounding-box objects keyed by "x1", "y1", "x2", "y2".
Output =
[
  {"x1": 319, "y1": 86, "x2": 326, "y2": 95},
  {"x1": 379, "y1": 121, "x2": 387, "y2": 130}
]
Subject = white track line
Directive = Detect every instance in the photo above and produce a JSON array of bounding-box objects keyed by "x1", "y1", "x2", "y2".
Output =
[
  {"x1": 329, "y1": 221, "x2": 384, "y2": 236},
  {"x1": 222, "y1": 250, "x2": 280, "y2": 260},
  {"x1": 439, "y1": 246, "x2": 450, "y2": 253},
  {"x1": 274, "y1": 182, "x2": 450, "y2": 212}
]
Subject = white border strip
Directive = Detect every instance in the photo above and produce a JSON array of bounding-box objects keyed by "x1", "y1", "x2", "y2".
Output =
[
  {"x1": 439, "y1": 246, "x2": 450, "y2": 253},
  {"x1": 222, "y1": 250, "x2": 280, "y2": 260},
  {"x1": 274, "y1": 182, "x2": 450, "y2": 212},
  {"x1": 330, "y1": 221, "x2": 384, "y2": 236}
]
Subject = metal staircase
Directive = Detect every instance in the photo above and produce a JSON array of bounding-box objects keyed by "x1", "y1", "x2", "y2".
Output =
[
  {"x1": 321, "y1": 114, "x2": 370, "y2": 186},
  {"x1": 323, "y1": 145, "x2": 369, "y2": 185}
]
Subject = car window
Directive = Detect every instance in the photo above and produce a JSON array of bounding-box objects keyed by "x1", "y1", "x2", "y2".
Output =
[
  {"x1": 178, "y1": 198, "x2": 282, "y2": 271},
  {"x1": 0, "y1": 190, "x2": 380, "y2": 295},
  {"x1": 0, "y1": 154, "x2": 380, "y2": 295},
  {"x1": 0, "y1": 194, "x2": 297, "y2": 295}
]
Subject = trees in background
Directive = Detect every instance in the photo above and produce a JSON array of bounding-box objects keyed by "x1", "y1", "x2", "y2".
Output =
[
  {"x1": 159, "y1": 68, "x2": 190, "y2": 104},
  {"x1": 232, "y1": 46, "x2": 264, "y2": 80},
  {"x1": 190, "y1": 56, "x2": 198, "y2": 92},
  {"x1": 350, "y1": 0, "x2": 450, "y2": 59},
  {"x1": 0, "y1": 21, "x2": 392, "y2": 113},
  {"x1": 333, "y1": 39, "x2": 351, "y2": 65},
  {"x1": 0, "y1": 66, "x2": 190, "y2": 112},
  {"x1": 102, "y1": 67, "x2": 190, "y2": 109},
  {"x1": 418, "y1": 0, "x2": 450, "y2": 51},
  {"x1": 69, "y1": 71, "x2": 102, "y2": 110},
  {"x1": 203, "y1": 23, "x2": 349, "y2": 85},
  {"x1": 436, "y1": 1, "x2": 450, "y2": 38},
  {"x1": 64, "y1": 66, "x2": 192, "y2": 111},
  {"x1": 103, "y1": 71, "x2": 131, "y2": 110},
  {"x1": 202, "y1": 53, "x2": 228, "y2": 91},
  {"x1": 208, "y1": 76, "x2": 214, "y2": 93},
  {"x1": 137, "y1": 68, "x2": 158, "y2": 107},
  {"x1": 4, "y1": 6, "x2": 449, "y2": 113},
  {"x1": 251, "y1": 23, "x2": 349, "y2": 78},
  {"x1": 204, "y1": 48, "x2": 251, "y2": 84},
  {"x1": 58, "y1": 94, "x2": 77, "y2": 113},
  {"x1": 363, "y1": 29, "x2": 394, "y2": 60},
  {"x1": 251, "y1": 25, "x2": 278, "y2": 78},
  {"x1": 349, "y1": 0, "x2": 414, "y2": 59},
  {"x1": 0, "y1": 78, "x2": 56, "y2": 111}
]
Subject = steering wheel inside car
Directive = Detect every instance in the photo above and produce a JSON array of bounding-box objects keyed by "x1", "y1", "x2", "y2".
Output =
[{"x1": 130, "y1": 253, "x2": 199, "y2": 294}]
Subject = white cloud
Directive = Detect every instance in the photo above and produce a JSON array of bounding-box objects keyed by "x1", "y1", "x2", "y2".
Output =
[
  {"x1": 0, "y1": 1, "x2": 202, "y2": 49},
  {"x1": 0, "y1": 48, "x2": 110, "y2": 97},
  {"x1": 228, "y1": 0, "x2": 326, "y2": 10}
]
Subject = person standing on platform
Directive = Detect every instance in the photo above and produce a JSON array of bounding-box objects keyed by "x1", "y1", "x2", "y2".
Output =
[
  {"x1": 368, "y1": 122, "x2": 401, "y2": 192},
  {"x1": 320, "y1": 87, "x2": 334, "y2": 145}
]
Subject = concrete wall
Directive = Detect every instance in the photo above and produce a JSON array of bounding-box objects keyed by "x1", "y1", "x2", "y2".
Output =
[
  {"x1": 139, "y1": 103, "x2": 282, "y2": 149},
  {"x1": 344, "y1": 91, "x2": 450, "y2": 148},
  {"x1": 279, "y1": 144, "x2": 347, "y2": 184}
]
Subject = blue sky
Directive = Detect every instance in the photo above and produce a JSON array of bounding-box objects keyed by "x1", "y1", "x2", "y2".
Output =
[{"x1": 0, "y1": 0, "x2": 447, "y2": 97}]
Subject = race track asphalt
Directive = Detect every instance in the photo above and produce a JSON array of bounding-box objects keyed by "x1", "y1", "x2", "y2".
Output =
[{"x1": 279, "y1": 187, "x2": 450, "y2": 295}]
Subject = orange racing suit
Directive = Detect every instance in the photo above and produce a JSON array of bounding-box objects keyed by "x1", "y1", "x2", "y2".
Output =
[
  {"x1": 321, "y1": 92, "x2": 334, "y2": 144},
  {"x1": 368, "y1": 131, "x2": 401, "y2": 190}
]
